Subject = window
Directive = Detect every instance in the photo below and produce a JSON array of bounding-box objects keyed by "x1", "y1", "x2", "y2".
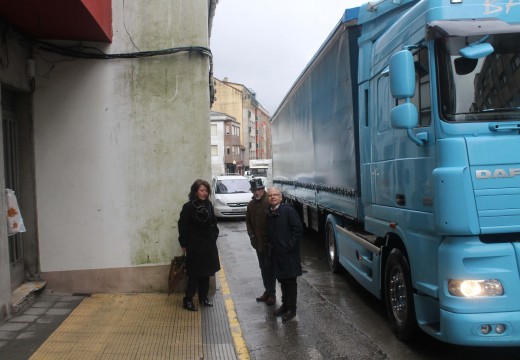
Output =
[
  {"x1": 226, "y1": 146, "x2": 230, "y2": 155},
  {"x1": 211, "y1": 124, "x2": 217, "y2": 136},
  {"x1": 211, "y1": 145, "x2": 218, "y2": 156},
  {"x1": 226, "y1": 125, "x2": 230, "y2": 135},
  {"x1": 397, "y1": 47, "x2": 431, "y2": 126}
]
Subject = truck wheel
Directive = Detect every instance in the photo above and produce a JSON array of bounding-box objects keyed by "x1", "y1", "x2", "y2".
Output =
[
  {"x1": 326, "y1": 222, "x2": 340, "y2": 273},
  {"x1": 384, "y1": 248, "x2": 417, "y2": 341}
]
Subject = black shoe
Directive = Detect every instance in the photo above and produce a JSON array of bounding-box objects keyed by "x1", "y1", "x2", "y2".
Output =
[
  {"x1": 282, "y1": 310, "x2": 296, "y2": 322},
  {"x1": 266, "y1": 295, "x2": 276, "y2": 306},
  {"x1": 256, "y1": 292, "x2": 268, "y2": 302},
  {"x1": 199, "y1": 299, "x2": 213, "y2": 307},
  {"x1": 183, "y1": 301, "x2": 198, "y2": 311},
  {"x1": 273, "y1": 305, "x2": 286, "y2": 317}
]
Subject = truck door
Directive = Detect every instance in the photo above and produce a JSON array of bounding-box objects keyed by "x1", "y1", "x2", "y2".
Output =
[
  {"x1": 394, "y1": 47, "x2": 435, "y2": 214},
  {"x1": 371, "y1": 72, "x2": 396, "y2": 207},
  {"x1": 372, "y1": 47, "x2": 435, "y2": 214}
]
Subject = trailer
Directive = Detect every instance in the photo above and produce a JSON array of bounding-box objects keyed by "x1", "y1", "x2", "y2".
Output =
[{"x1": 271, "y1": 0, "x2": 520, "y2": 346}]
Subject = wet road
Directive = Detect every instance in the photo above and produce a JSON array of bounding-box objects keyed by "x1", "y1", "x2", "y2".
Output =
[{"x1": 217, "y1": 219, "x2": 520, "y2": 360}]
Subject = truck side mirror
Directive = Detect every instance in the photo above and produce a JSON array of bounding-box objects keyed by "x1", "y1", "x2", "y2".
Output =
[
  {"x1": 391, "y1": 103, "x2": 418, "y2": 129},
  {"x1": 389, "y1": 50, "x2": 415, "y2": 99},
  {"x1": 391, "y1": 103, "x2": 428, "y2": 146}
]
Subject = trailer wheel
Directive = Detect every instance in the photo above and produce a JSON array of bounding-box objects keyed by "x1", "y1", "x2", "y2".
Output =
[
  {"x1": 384, "y1": 248, "x2": 417, "y2": 341},
  {"x1": 326, "y1": 222, "x2": 340, "y2": 273}
]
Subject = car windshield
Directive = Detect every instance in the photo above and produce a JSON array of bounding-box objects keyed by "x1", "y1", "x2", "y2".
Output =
[
  {"x1": 436, "y1": 33, "x2": 520, "y2": 122},
  {"x1": 216, "y1": 179, "x2": 250, "y2": 194}
]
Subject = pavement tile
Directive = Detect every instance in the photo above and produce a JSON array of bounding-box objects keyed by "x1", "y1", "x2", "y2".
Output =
[
  {"x1": 54, "y1": 301, "x2": 78, "y2": 309},
  {"x1": 0, "y1": 322, "x2": 29, "y2": 332},
  {"x1": 0, "y1": 330, "x2": 17, "y2": 340},
  {"x1": 9, "y1": 314, "x2": 39, "y2": 323},
  {"x1": 36, "y1": 315, "x2": 61, "y2": 324},
  {"x1": 31, "y1": 302, "x2": 54, "y2": 309},
  {"x1": 59, "y1": 295, "x2": 90, "y2": 302},
  {"x1": 23, "y1": 308, "x2": 47, "y2": 316},
  {"x1": 45, "y1": 308, "x2": 72, "y2": 316},
  {"x1": 15, "y1": 330, "x2": 37, "y2": 339}
]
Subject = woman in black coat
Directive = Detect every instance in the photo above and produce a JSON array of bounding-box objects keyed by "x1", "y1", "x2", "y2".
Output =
[
  {"x1": 178, "y1": 179, "x2": 220, "y2": 311},
  {"x1": 267, "y1": 187, "x2": 303, "y2": 322}
]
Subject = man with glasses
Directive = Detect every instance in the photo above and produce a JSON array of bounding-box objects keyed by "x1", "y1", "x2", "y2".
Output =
[{"x1": 267, "y1": 187, "x2": 303, "y2": 322}]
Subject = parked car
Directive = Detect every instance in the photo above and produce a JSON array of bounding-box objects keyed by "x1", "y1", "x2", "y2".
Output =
[{"x1": 211, "y1": 175, "x2": 251, "y2": 218}]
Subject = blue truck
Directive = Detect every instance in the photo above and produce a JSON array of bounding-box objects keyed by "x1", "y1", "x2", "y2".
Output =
[{"x1": 271, "y1": 0, "x2": 520, "y2": 346}]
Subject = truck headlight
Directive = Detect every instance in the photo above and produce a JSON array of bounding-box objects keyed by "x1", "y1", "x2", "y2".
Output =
[{"x1": 448, "y1": 279, "x2": 504, "y2": 297}]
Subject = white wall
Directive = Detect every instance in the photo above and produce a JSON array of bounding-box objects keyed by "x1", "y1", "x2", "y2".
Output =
[{"x1": 33, "y1": 0, "x2": 212, "y2": 276}]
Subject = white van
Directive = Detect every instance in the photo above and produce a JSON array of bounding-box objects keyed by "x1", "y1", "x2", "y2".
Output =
[{"x1": 211, "y1": 175, "x2": 252, "y2": 218}]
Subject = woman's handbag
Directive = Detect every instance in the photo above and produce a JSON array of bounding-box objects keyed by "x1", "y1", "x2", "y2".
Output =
[{"x1": 168, "y1": 255, "x2": 186, "y2": 295}]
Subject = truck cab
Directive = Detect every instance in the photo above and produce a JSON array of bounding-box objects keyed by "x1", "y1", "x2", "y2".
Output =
[{"x1": 360, "y1": 0, "x2": 520, "y2": 346}]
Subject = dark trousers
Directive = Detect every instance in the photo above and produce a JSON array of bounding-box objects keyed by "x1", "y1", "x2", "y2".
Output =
[
  {"x1": 279, "y1": 277, "x2": 297, "y2": 312},
  {"x1": 257, "y1": 251, "x2": 276, "y2": 296},
  {"x1": 184, "y1": 275, "x2": 210, "y2": 302}
]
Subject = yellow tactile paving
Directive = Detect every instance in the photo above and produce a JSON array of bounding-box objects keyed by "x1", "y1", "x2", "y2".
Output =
[
  {"x1": 29, "y1": 293, "x2": 203, "y2": 360},
  {"x1": 218, "y1": 269, "x2": 250, "y2": 360}
]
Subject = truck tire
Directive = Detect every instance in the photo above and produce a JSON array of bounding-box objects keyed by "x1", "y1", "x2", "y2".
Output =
[
  {"x1": 326, "y1": 222, "x2": 340, "y2": 273},
  {"x1": 384, "y1": 248, "x2": 418, "y2": 341}
]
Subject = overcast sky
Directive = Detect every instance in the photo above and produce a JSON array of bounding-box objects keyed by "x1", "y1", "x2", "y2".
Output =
[{"x1": 210, "y1": 0, "x2": 367, "y2": 115}]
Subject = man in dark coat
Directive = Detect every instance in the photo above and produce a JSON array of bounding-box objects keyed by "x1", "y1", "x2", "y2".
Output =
[
  {"x1": 246, "y1": 178, "x2": 276, "y2": 305},
  {"x1": 267, "y1": 187, "x2": 303, "y2": 322}
]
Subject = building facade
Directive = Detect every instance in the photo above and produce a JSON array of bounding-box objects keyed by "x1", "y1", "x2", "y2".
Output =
[
  {"x1": 210, "y1": 111, "x2": 241, "y2": 175},
  {"x1": 211, "y1": 78, "x2": 272, "y2": 173},
  {"x1": 0, "y1": 0, "x2": 217, "y2": 321}
]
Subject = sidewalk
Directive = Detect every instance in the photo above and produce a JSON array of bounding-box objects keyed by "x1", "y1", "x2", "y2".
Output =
[{"x1": 0, "y1": 269, "x2": 245, "y2": 360}]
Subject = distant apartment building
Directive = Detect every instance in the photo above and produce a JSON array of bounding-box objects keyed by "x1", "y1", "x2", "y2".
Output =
[
  {"x1": 210, "y1": 111, "x2": 241, "y2": 175},
  {"x1": 211, "y1": 77, "x2": 272, "y2": 172},
  {"x1": 256, "y1": 105, "x2": 272, "y2": 159}
]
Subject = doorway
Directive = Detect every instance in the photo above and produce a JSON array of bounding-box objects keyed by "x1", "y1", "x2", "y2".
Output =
[{"x1": 2, "y1": 89, "x2": 24, "y2": 290}]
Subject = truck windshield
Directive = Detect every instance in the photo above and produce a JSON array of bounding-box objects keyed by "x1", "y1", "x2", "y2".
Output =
[
  {"x1": 436, "y1": 34, "x2": 520, "y2": 122},
  {"x1": 250, "y1": 168, "x2": 267, "y2": 176}
]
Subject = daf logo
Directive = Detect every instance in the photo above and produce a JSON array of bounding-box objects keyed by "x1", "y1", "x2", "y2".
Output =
[{"x1": 476, "y1": 168, "x2": 520, "y2": 179}]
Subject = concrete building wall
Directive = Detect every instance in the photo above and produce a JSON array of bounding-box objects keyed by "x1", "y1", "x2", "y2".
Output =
[
  {"x1": 33, "y1": 0, "x2": 213, "y2": 293},
  {"x1": 0, "y1": 0, "x2": 216, "y2": 316}
]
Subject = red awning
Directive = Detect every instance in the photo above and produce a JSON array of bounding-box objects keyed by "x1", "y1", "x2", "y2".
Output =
[{"x1": 0, "y1": 0, "x2": 112, "y2": 42}]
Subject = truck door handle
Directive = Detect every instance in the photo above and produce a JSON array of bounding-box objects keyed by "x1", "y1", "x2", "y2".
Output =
[{"x1": 396, "y1": 194, "x2": 406, "y2": 206}]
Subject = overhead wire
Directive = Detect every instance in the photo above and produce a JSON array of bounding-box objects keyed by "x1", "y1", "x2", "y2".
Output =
[{"x1": 33, "y1": 40, "x2": 215, "y2": 105}]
